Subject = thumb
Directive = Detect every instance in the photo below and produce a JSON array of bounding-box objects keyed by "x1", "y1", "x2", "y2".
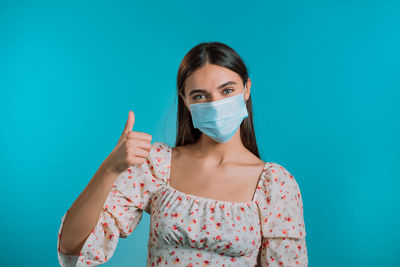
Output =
[{"x1": 122, "y1": 110, "x2": 135, "y2": 136}]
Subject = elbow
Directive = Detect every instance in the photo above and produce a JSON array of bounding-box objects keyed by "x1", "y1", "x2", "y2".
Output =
[
  {"x1": 58, "y1": 242, "x2": 83, "y2": 256},
  {"x1": 58, "y1": 235, "x2": 85, "y2": 256}
]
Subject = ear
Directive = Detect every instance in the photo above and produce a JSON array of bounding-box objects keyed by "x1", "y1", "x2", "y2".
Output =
[{"x1": 244, "y1": 79, "x2": 251, "y2": 102}]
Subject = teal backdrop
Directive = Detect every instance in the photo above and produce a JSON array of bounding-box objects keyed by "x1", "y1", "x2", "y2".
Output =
[{"x1": 1, "y1": 0, "x2": 399, "y2": 266}]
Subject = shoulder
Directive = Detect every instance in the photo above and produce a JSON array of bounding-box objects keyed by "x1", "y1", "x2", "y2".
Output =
[
  {"x1": 150, "y1": 141, "x2": 173, "y2": 156},
  {"x1": 147, "y1": 141, "x2": 173, "y2": 181},
  {"x1": 258, "y1": 162, "x2": 302, "y2": 196},
  {"x1": 255, "y1": 162, "x2": 306, "y2": 238},
  {"x1": 148, "y1": 141, "x2": 172, "y2": 168}
]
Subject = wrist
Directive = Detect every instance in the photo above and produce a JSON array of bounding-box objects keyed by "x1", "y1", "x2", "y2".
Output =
[{"x1": 98, "y1": 159, "x2": 119, "y2": 176}]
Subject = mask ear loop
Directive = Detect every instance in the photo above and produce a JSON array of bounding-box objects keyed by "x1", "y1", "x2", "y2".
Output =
[{"x1": 180, "y1": 92, "x2": 191, "y2": 111}]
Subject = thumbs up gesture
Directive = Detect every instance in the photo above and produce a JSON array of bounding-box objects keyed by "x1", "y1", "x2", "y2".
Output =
[{"x1": 105, "y1": 111, "x2": 153, "y2": 174}]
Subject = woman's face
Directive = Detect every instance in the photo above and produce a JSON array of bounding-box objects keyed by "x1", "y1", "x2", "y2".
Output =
[{"x1": 182, "y1": 63, "x2": 250, "y2": 110}]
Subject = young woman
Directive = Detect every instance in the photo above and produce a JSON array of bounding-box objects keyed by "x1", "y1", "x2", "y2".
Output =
[{"x1": 57, "y1": 42, "x2": 308, "y2": 266}]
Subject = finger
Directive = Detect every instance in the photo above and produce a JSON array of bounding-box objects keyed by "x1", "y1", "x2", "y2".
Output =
[
  {"x1": 127, "y1": 138, "x2": 152, "y2": 151},
  {"x1": 122, "y1": 111, "x2": 135, "y2": 136},
  {"x1": 128, "y1": 131, "x2": 152, "y2": 143},
  {"x1": 129, "y1": 147, "x2": 151, "y2": 158}
]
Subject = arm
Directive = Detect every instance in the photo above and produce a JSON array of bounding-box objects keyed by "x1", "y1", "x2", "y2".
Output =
[
  {"x1": 58, "y1": 110, "x2": 152, "y2": 257},
  {"x1": 255, "y1": 162, "x2": 308, "y2": 266},
  {"x1": 257, "y1": 236, "x2": 308, "y2": 266},
  {"x1": 58, "y1": 162, "x2": 120, "y2": 255}
]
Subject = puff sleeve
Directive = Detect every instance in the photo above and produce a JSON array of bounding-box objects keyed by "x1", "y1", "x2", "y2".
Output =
[
  {"x1": 57, "y1": 142, "x2": 166, "y2": 266},
  {"x1": 255, "y1": 163, "x2": 308, "y2": 266}
]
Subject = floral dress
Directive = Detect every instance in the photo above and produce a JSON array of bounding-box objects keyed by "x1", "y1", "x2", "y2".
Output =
[{"x1": 57, "y1": 141, "x2": 308, "y2": 266}]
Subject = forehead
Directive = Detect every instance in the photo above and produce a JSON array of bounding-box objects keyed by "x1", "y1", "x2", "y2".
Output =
[{"x1": 184, "y1": 64, "x2": 241, "y2": 91}]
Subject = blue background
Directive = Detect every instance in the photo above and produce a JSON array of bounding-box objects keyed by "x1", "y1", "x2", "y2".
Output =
[{"x1": 1, "y1": 0, "x2": 399, "y2": 266}]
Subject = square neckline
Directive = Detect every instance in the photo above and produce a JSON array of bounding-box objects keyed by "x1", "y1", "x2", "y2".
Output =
[{"x1": 162, "y1": 143, "x2": 269, "y2": 205}]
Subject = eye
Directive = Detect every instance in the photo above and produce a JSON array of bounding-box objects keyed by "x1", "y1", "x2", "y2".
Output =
[
  {"x1": 192, "y1": 94, "x2": 205, "y2": 100},
  {"x1": 223, "y1": 88, "x2": 234, "y2": 94}
]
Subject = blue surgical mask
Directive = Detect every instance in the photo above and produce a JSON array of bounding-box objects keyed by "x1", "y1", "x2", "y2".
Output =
[{"x1": 183, "y1": 82, "x2": 248, "y2": 143}]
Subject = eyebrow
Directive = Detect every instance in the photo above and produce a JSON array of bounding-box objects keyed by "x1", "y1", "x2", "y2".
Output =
[{"x1": 188, "y1": 81, "x2": 237, "y2": 97}]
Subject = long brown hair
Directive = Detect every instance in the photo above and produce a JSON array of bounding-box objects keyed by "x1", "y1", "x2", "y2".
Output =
[{"x1": 175, "y1": 41, "x2": 261, "y2": 159}]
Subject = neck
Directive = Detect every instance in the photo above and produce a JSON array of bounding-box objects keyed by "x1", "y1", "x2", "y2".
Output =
[{"x1": 190, "y1": 130, "x2": 246, "y2": 166}]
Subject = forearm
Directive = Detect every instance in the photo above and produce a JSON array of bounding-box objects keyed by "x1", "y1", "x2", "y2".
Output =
[{"x1": 58, "y1": 160, "x2": 120, "y2": 255}]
